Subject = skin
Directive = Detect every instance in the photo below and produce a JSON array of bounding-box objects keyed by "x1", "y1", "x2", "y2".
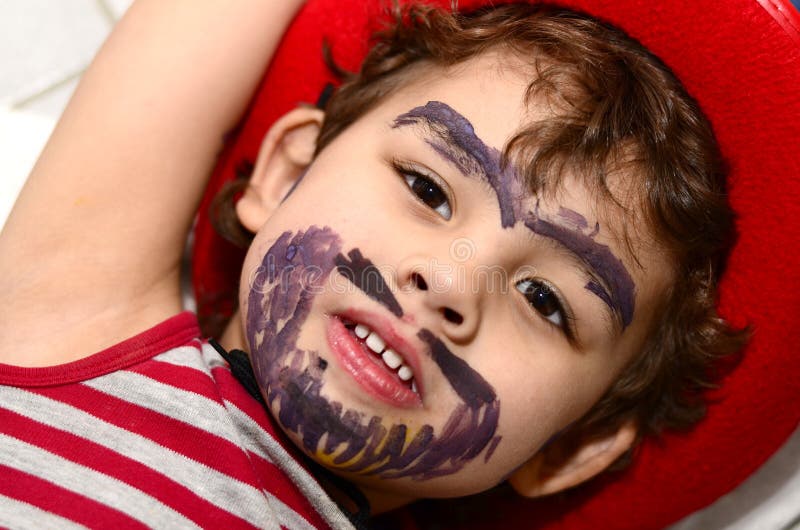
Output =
[
  {"x1": 525, "y1": 203, "x2": 636, "y2": 329},
  {"x1": 0, "y1": 1, "x2": 309, "y2": 367},
  {"x1": 246, "y1": 226, "x2": 500, "y2": 480},
  {"x1": 225, "y1": 54, "x2": 673, "y2": 506},
  {"x1": 393, "y1": 101, "x2": 637, "y2": 330},
  {"x1": 0, "y1": 2, "x2": 665, "y2": 519},
  {"x1": 334, "y1": 248, "x2": 405, "y2": 318}
]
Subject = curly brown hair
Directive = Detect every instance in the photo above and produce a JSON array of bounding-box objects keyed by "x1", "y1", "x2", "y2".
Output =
[{"x1": 215, "y1": 2, "x2": 748, "y2": 462}]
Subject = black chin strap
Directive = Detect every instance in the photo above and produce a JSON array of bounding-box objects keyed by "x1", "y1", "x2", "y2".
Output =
[
  {"x1": 209, "y1": 339, "x2": 267, "y2": 408},
  {"x1": 208, "y1": 339, "x2": 372, "y2": 529}
]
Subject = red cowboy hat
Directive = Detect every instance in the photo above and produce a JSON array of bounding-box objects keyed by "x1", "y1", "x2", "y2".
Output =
[{"x1": 192, "y1": 1, "x2": 800, "y2": 528}]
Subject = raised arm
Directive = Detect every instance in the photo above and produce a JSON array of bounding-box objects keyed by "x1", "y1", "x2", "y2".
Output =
[{"x1": 0, "y1": 0, "x2": 305, "y2": 365}]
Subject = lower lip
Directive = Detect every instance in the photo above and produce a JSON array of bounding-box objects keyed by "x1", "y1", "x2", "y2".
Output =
[{"x1": 326, "y1": 316, "x2": 422, "y2": 408}]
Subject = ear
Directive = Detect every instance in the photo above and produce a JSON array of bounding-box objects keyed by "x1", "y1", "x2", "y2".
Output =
[
  {"x1": 508, "y1": 420, "x2": 638, "y2": 498},
  {"x1": 235, "y1": 106, "x2": 325, "y2": 233}
]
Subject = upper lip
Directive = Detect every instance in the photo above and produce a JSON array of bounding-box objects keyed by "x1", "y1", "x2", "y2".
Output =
[{"x1": 335, "y1": 306, "x2": 426, "y2": 399}]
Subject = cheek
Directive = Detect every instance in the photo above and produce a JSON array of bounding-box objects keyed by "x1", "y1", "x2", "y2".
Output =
[
  {"x1": 490, "y1": 370, "x2": 558, "y2": 453},
  {"x1": 300, "y1": 152, "x2": 408, "y2": 221},
  {"x1": 239, "y1": 240, "x2": 271, "y2": 315},
  {"x1": 478, "y1": 338, "x2": 611, "y2": 452}
]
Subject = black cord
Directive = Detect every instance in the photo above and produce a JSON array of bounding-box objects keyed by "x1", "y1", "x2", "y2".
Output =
[
  {"x1": 209, "y1": 339, "x2": 267, "y2": 408},
  {"x1": 208, "y1": 339, "x2": 372, "y2": 529}
]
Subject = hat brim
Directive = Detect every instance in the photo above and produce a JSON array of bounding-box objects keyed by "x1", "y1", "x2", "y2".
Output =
[{"x1": 192, "y1": 1, "x2": 800, "y2": 528}]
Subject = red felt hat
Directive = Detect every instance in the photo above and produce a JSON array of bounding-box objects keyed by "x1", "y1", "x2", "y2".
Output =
[{"x1": 192, "y1": 1, "x2": 800, "y2": 528}]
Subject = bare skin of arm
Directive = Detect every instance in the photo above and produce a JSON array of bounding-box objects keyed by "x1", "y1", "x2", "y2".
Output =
[{"x1": 0, "y1": 0, "x2": 304, "y2": 366}]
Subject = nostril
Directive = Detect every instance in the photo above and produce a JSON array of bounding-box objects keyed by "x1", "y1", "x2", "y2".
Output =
[
  {"x1": 442, "y1": 307, "x2": 464, "y2": 325},
  {"x1": 411, "y1": 272, "x2": 428, "y2": 291}
]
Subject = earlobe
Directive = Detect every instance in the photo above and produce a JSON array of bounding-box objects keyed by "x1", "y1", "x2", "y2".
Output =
[
  {"x1": 508, "y1": 420, "x2": 638, "y2": 498},
  {"x1": 235, "y1": 105, "x2": 325, "y2": 233}
]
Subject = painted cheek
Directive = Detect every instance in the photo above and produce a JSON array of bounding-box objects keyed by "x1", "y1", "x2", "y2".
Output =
[{"x1": 246, "y1": 226, "x2": 504, "y2": 480}]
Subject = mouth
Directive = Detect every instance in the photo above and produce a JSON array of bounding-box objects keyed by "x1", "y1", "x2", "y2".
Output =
[{"x1": 326, "y1": 310, "x2": 423, "y2": 409}]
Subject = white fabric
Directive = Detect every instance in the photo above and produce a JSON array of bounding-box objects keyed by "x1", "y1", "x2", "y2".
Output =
[{"x1": 669, "y1": 424, "x2": 800, "y2": 530}]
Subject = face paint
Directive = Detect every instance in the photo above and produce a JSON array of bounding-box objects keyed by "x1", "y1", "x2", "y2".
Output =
[
  {"x1": 557, "y1": 206, "x2": 590, "y2": 231},
  {"x1": 524, "y1": 205, "x2": 636, "y2": 329},
  {"x1": 417, "y1": 330, "x2": 496, "y2": 409},
  {"x1": 334, "y1": 249, "x2": 404, "y2": 318},
  {"x1": 247, "y1": 226, "x2": 501, "y2": 481},
  {"x1": 393, "y1": 101, "x2": 525, "y2": 228},
  {"x1": 393, "y1": 101, "x2": 637, "y2": 330}
]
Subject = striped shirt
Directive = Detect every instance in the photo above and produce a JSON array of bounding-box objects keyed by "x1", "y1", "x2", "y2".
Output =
[{"x1": 0, "y1": 312, "x2": 353, "y2": 530}]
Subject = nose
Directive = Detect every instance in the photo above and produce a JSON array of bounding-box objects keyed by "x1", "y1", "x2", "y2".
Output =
[{"x1": 396, "y1": 254, "x2": 480, "y2": 343}]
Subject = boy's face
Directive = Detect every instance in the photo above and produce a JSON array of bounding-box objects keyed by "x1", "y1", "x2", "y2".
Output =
[{"x1": 239, "y1": 53, "x2": 671, "y2": 499}]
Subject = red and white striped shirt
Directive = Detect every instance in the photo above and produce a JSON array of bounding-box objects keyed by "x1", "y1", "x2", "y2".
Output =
[{"x1": 0, "y1": 312, "x2": 353, "y2": 530}]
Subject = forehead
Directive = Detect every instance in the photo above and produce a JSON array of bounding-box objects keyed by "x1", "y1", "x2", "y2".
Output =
[
  {"x1": 387, "y1": 53, "x2": 536, "y2": 150},
  {"x1": 374, "y1": 54, "x2": 640, "y2": 228},
  {"x1": 380, "y1": 54, "x2": 659, "y2": 245}
]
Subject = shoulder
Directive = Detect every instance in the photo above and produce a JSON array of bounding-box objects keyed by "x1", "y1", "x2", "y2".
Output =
[
  {"x1": 0, "y1": 312, "x2": 341, "y2": 529},
  {"x1": 0, "y1": 311, "x2": 200, "y2": 385}
]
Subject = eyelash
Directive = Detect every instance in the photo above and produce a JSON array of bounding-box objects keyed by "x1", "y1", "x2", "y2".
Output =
[
  {"x1": 392, "y1": 160, "x2": 576, "y2": 339},
  {"x1": 515, "y1": 278, "x2": 576, "y2": 339},
  {"x1": 392, "y1": 160, "x2": 453, "y2": 220}
]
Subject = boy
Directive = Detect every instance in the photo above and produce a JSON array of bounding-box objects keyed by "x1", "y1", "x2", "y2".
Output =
[{"x1": 0, "y1": 1, "x2": 745, "y2": 528}]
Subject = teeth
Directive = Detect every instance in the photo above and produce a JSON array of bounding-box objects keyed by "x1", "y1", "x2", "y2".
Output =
[
  {"x1": 365, "y1": 331, "x2": 385, "y2": 354},
  {"x1": 354, "y1": 324, "x2": 370, "y2": 339},
  {"x1": 397, "y1": 366, "x2": 414, "y2": 381},
  {"x1": 381, "y1": 349, "x2": 402, "y2": 369},
  {"x1": 348, "y1": 321, "x2": 418, "y2": 391}
]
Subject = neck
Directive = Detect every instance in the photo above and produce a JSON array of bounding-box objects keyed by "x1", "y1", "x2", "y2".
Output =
[
  {"x1": 311, "y1": 470, "x2": 417, "y2": 517},
  {"x1": 359, "y1": 489, "x2": 415, "y2": 516},
  {"x1": 219, "y1": 310, "x2": 248, "y2": 352}
]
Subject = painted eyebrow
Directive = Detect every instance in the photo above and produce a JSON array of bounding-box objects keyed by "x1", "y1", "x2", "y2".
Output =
[
  {"x1": 524, "y1": 206, "x2": 636, "y2": 330},
  {"x1": 530, "y1": 233, "x2": 618, "y2": 332},
  {"x1": 392, "y1": 101, "x2": 522, "y2": 228},
  {"x1": 392, "y1": 101, "x2": 636, "y2": 331}
]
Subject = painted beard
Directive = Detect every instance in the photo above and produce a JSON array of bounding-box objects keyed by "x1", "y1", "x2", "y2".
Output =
[{"x1": 246, "y1": 226, "x2": 501, "y2": 481}]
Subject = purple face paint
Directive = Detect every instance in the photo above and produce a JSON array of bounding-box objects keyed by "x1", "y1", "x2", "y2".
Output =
[
  {"x1": 392, "y1": 101, "x2": 637, "y2": 330},
  {"x1": 417, "y1": 329, "x2": 496, "y2": 409},
  {"x1": 247, "y1": 226, "x2": 501, "y2": 481},
  {"x1": 393, "y1": 101, "x2": 525, "y2": 228},
  {"x1": 524, "y1": 206, "x2": 636, "y2": 329},
  {"x1": 557, "y1": 206, "x2": 590, "y2": 230},
  {"x1": 334, "y1": 249, "x2": 404, "y2": 318},
  {"x1": 483, "y1": 435, "x2": 502, "y2": 464}
]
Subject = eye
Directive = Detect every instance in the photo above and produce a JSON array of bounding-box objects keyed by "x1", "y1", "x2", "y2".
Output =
[
  {"x1": 395, "y1": 162, "x2": 452, "y2": 220},
  {"x1": 516, "y1": 278, "x2": 573, "y2": 333}
]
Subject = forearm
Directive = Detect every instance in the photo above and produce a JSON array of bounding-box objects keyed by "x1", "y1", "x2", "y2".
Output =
[
  {"x1": 3, "y1": 0, "x2": 304, "y2": 256},
  {"x1": 0, "y1": 0, "x2": 305, "y2": 363}
]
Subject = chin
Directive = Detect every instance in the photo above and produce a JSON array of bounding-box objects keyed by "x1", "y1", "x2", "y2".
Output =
[{"x1": 246, "y1": 226, "x2": 503, "y2": 487}]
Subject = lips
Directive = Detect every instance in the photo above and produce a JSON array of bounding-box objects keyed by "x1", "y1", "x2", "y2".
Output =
[{"x1": 326, "y1": 309, "x2": 424, "y2": 408}]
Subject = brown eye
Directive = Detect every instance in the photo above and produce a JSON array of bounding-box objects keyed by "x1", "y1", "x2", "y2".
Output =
[
  {"x1": 403, "y1": 172, "x2": 452, "y2": 220},
  {"x1": 516, "y1": 279, "x2": 565, "y2": 328}
]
